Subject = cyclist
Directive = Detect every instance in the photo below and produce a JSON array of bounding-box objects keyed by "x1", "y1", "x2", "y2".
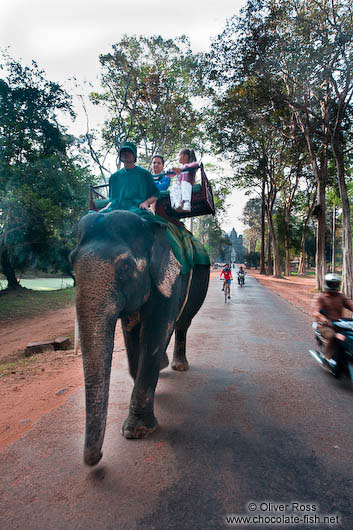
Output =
[{"x1": 220, "y1": 263, "x2": 233, "y2": 299}]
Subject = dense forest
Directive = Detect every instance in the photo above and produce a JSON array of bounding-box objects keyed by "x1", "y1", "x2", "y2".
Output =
[{"x1": 1, "y1": 0, "x2": 352, "y2": 294}]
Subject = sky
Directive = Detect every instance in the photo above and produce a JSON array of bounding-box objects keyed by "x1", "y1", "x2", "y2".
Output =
[{"x1": 1, "y1": 0, "x2": 248, "y2": 234}]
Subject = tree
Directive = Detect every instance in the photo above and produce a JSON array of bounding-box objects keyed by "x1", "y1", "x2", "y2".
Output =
[
  {"x1": 205, "y1": 10, "x2": 316, "y2": 278},
  {"x1": 256, "y1": 0, "x2": 353, "y2": 293},
  {"x1": 194, "y1": 216, "x2": 231, "y2": 263},
  {"x1": 89, "y1": 35, "x2": 204, "y2": 174},
  {"x1": 206, "y1": 0, "x2": 353, "y2": 291},
  {"x1": 321, "y1": 1, "x2": 353, "y2": 296},
  {"x1": 292, "y1": 177, "x2": 317, "y2": 275},
  {"x1": 246, "y1": 251, "x2": 260, "y2": 268},
  {"x1": 206, "y1": 82, "x2": 294, "y2": 277},
  {"x1": 193, "y1": 166, "x2": 232, "y2": 263},
  {"x1": 242, "y1": 198, "x2": 262, "y2": 253},
  {"x1": 326, "y1": 185, "x2": 342, "y2": 273},
  {"x1": 279, "y1": 153, "x2": 304, "y2": 276},
  {"x1": 0, "y1": 53, "x2": 93, "y2": 288}
]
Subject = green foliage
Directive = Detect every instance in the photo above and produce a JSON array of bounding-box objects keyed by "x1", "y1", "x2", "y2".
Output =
[
  {"x1": 192, "y1": 165, "x2": 232, "y2": 262},
  {"x1": 0, "y1": 53, "x2": 94, "y2": 286},
  {"x1": 193, "y1": 215, "x2": 230, "y2": 263},
  {"x1": 242, "y1": 198, "x2": 263, "y2": 253},
  {"x1": 242, "y1": 198, "x2": 262, "y2": 232},
  {"x1": 204, "y1": 0, "x2": 353, "y2": 277},
  {"x1": 90, "y1": 35, "x2": 205, "y2": 170},
  {"x1": 0, "y1": 53, "x2": 75, "y2": 162},
  {"x1": 246, "y1": 251, "x2": 260, "y2": 268}
]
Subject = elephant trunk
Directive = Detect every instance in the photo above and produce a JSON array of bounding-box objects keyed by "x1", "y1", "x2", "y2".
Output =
[
  {"x1": 74, "y1": 255, "x2": 122, "y2": 466},
  {"x1": 80, "y1": 316, "x2": 116, "y2": 466}
]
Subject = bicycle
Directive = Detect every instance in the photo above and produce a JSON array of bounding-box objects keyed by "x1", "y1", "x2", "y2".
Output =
[{"x1": 222, "y1": 279, "x2": 232, "y2": 303}]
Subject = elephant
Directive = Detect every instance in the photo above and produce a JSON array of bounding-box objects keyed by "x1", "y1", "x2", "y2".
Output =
[{"x1": 70, "y1": 210, "x2": 210, "y2": 466}]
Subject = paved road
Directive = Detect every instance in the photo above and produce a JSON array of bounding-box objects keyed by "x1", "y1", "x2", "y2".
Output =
[{"x1": 1, "y1": 275, "x2": 353, "y2": 530}]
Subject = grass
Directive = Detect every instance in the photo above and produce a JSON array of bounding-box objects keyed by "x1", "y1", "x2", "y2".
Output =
[
  {"x1": 0, "y1": 286, "x2": 76, "y2": 323},
  {"x1": 290, "y1": 270, "x2": 316, "y2": 277},
  {"x1": 0, "y1": 356, "x2": 39, "y2": 376}
]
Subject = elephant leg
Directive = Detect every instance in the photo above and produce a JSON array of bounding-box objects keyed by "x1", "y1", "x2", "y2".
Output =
[
  {"x1": 172, "y1": 322, "x2": 190, "y2": 371},
  {"x1": 121, "y1": 315, "x2": 141, "y2": 380},
  {"x1": 122, "y1": 315, "x2": 169, "y2": 375},
  {"x1": 160, "y1": 351, "x2": 169, "y2": 370},
  {"x1": 160, "y1": 330, "x2": 174, "y2": 371},
  {"x1": 172, "y1": 264, "x2": 210, "y2": 371},
  {"x1": 121, "y1": 291, "x2": 179, "y2": 439},
  {"x1": 121, "y1": 341, "x2": 162, "y2": 439}
]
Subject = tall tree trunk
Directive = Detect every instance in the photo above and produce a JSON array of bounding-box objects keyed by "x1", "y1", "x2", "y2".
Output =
[
  {"x1": 290, "y1": 92, "x2": 328, "y2": 291},
  {"x1": 284, "y1": 209, "x2": 291, "y2": 276},
  {"x1": 315, "y1": 178, "x2": 326, "y2": 291},
  {"x1": 297, "y1": 239, "x2": 306, "y2": 275},
  {"x1": 297, "y1": 223, "x2": 308, "y2": 275},
  {"x1": 331, "y1": 205, "x2": 336, "y2": 273},
  {"x1": 249, "y1": 236, "x2": 257, "y2": 253},
  {"x1": 298, "y1": 187, "x2": 316, "y2": 276},
  {"x1": 267, "y1": 209, "x2": 281, "y2": 277},
  {"x1": 0, "y1": 243, "x2": 20, "y2": 289},
  {"x1": 266, "y1": 232, "x2": 273, "y2": 276},
  {"x1": 332, "y1": 135, "x2": 353, "y2": 298},
  {"x1": 260, "y1": 181, "x2": 266, "y2": 275}
]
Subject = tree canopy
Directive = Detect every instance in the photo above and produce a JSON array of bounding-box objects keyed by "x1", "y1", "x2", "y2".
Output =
[
  {"x1": 204, "y1": 0, "x2": 353, "y2": 290},
  {"x1": 0, "y1": 53, "x2": 93, "y2": 287},
  {"x1": 88, "y1": 35, "x2": 204, "y2": 172}
]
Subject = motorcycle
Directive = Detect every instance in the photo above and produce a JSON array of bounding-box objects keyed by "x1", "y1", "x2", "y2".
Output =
[
  {"x1": 238, "y1": 272, "x2": 245, "y2": 286},
  {"x1": 309, "y1": 318, "x2": 353, "y2": 381}
]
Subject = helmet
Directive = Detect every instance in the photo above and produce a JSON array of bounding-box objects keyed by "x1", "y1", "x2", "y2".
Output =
[{"x1": 323, "y1": 273, "x2": 341, "y2": 292}]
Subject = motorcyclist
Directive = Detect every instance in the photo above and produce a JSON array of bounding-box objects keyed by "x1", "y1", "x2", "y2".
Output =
[
  {"x1": 313, "y1": 273, "x2": 353, "y2": 361},
  {"x1": 237, "y1": 266, "x2": 246, "y2": 285}
]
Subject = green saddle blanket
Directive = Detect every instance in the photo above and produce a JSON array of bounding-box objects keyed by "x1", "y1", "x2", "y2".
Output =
[{"x1": 164, "y1": 222, "x2": 210, "y2": 275}]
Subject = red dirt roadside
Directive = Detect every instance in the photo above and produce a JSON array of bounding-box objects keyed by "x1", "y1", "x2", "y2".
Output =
[
  {"x1": 0, "y1": 307, "x2": 125, "y2": 452},
  {"x1": 0, "y1": 271, "x2": 317, "y2": 453},
  {"x1": 246, "y1": 270, "x2": 317, "y2": 315}
]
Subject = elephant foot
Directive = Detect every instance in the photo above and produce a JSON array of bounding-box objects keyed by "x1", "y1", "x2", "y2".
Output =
[
  {"x1": 121, "y1": 413, "x2": 158, "y2": 439},
  {"x1": 160, "y1": 352, "x2": 169, "y2": 371},
  {"x1": 84, "y1": 448, "x2": 103, "y2": 467},
  {"x1": 171, "y1": 358, "x2": 189, "y2": 371}
]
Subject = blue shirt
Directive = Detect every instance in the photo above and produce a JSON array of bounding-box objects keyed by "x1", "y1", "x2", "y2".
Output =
[{"x1": 154, "y1": 174, "x2": 171, "y2": 192}]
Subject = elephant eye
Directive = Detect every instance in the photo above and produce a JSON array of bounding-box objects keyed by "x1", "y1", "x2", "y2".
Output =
[{"x1": 116, "y1": 260, "x2": 132, "y2": 281}]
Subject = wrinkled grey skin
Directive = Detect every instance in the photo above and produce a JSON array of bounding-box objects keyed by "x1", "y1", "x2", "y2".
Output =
[{"x1": 70, "y1": 211, "x2": 209, "y2": 466}]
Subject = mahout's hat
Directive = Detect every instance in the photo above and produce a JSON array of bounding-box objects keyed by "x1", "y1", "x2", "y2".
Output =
[{"x1": 119, "y1": 141, "x2": 137, "y2": 161}]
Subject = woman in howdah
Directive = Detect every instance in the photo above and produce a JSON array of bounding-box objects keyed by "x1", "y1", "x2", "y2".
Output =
[{"x1": 151, "y1": 155, "x2": 171, "y2": 192}]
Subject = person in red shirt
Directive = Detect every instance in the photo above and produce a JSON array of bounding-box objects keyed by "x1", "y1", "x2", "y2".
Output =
[{"x1": 220, "y1": 264, "x2": 233, "y2": 299}]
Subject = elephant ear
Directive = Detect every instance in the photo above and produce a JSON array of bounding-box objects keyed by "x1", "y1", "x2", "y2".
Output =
[{"x1": 150, "y1": 225, "x2": 182, "y2": 298}]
